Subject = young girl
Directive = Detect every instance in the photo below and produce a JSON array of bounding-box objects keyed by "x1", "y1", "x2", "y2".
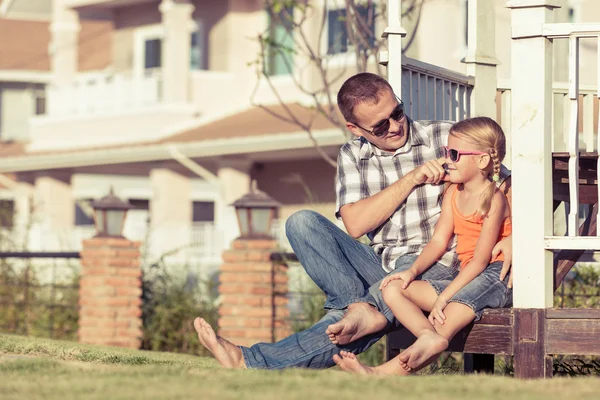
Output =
[{"x1": 333, "y1": 116, "x2": 512, "y2": 375}]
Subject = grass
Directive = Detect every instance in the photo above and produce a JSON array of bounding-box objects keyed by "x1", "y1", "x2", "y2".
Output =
[{"x1": 1, "y1": 334, "x2": 600, "y2": 400}]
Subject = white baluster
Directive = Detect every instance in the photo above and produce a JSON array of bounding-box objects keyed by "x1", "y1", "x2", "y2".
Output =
[
  {"x1": 582, "y1": 93, "x2": 594, "y2": 152},
  {"x1": 596, "y1": 36, "x2": 600, "y2": 230},
  {"x1": 567, "y1": 35, "x2": 580, "y2": 237}
]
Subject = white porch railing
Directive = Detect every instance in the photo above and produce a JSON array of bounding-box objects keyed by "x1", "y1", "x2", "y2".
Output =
[
  {"x1": 401, "y1": 56, "x2": 474, "y2": 122},
  {"x1": 379, "y1": 53, "x2": 474, "y2": 122},
  {"x1": 46, "y1": 70, "x2": 162, "y2": 117},
  {"x1": 540, "y1": 25, "x2": 600, "y2": 249},
  {"x1": 497, "y1": 83, "x2": 599, "y2": 154}
]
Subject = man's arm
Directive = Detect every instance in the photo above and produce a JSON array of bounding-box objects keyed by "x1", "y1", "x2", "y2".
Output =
[{"x1": 340, "y1": 158, "x2": 448, "y2": 238}]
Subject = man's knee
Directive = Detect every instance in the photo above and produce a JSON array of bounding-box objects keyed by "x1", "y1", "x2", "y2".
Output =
[{"x1": 285, "y1": 210, "x2": 323, "y2": 239}]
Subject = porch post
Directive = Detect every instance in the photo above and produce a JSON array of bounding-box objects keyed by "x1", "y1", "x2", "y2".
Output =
[
  {"x1": 149, "y1": 168, "x2": 192, "y2": 263},
  {"x1": 506, "y1": 0, "x2": 561, "y2": 379},
  {"x1": 464, "y1": 0, "x2": 500, "y2": 119},
  {"x1": 50, "y1": 0, "x2": 79, "y2": 87},
  {"x1": 383, "y1": 0, "x2": 406, "y2": 95},
  {"x1": 160, "y1": 0, "x2": 194, "y2": 104}
]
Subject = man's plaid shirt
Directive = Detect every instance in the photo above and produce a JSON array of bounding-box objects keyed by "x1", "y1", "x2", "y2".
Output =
[{"x1": 336, "y1": 119, "x2": 510, "y2": 273}]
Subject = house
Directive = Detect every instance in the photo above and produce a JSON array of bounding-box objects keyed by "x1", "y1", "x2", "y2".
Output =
[{"x1": 0, "y1": 0, "x2": 597, "y2": 280}]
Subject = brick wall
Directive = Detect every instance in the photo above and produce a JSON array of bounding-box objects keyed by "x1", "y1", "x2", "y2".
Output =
[
  {"x1": 78, "y1": 237, "x2": 142, "y2": 348},
  {"x1": 218, "y1": 239, "x2": 291, "y2": 347}
]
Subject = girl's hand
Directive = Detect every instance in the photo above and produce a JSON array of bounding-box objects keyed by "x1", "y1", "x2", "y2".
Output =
[
  {"x1": 379, "y1": 270, "x2": 416, "y2": 291},
  {"x1": 428, "y1": 297, "x2": 448, "y2": 325}
]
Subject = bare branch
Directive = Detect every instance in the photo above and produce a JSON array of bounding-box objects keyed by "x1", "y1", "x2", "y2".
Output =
[{"x1": 252, "y1": 0, "x2": 422, "y2": 168}]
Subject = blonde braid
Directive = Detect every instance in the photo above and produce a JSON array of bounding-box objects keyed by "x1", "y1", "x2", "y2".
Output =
[{"x1": 489, "y1": 148, "x2": 501, "y2": 183}]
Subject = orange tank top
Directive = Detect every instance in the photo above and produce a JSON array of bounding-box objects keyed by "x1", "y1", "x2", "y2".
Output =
[{"x1": 452, "y1": 187, "x2": 512, "y2": 269}]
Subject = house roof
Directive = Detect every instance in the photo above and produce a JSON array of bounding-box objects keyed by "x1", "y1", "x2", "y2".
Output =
[{"x1": 159, "y1": 103, "x2": 342, "y2": 144}]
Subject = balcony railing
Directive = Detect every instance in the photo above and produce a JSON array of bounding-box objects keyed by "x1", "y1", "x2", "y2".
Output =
[{"x1": 46, "y1": 70, "x2": 162, "y2": 118}]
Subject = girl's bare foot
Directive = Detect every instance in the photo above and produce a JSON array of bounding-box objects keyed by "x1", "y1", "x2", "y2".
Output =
[
  {"x1": 333, "y1": 351, "x2": 377, "y2": 375},
  {"x1": 326, "y1": 303, "x2": 387, "y2": 345},
  {"x1": 398, "y1": 330, "x2": 448, "y2": 370},
  {"x1": 333, "y1": 351, "x2": 412, "y2": 376},
  {"x1": 194, "y1": 317, "x2": 246, "y2": 369}
]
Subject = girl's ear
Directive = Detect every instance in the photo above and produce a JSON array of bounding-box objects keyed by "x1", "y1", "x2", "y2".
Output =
[{"x1": 477, "y1": 154, "x2": 491, "y2": 170}]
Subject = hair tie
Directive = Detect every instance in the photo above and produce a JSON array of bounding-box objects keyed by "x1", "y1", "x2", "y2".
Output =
[{"x1": 492, "y1": 174, "x2": 500, "y2": 182}]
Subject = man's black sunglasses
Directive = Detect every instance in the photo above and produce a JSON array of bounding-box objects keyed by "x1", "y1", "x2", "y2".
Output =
[{"x1": 353, "y1": 100, "x2": 405, "y2": 137}]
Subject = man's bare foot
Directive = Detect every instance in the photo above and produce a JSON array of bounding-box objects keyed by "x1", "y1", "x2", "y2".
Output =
[
  {"x1": 333, "y1": 351, "x2": 411, "y2": 376},
  {"x1": 326, "y1": 303, "x2": 387, "y2": 345},
  {"x1": 333, "y1": 351, "x2": 377, "y2": 375},
  {"x1": 398, "y1": 330, "x2": 448, "y2": 370},
  {"x1": 194, "y1": 317, "x2": 246, "y2": 369}
]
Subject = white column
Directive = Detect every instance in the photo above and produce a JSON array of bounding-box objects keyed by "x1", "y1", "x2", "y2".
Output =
[
  {"x1": 216, "y1": 158, "x2": 252, "y2": 250},
  {"x1": 50, "y1": 0, "x2": 80, "y2": 87},
  {"x1": 464, "y1": 0, "x2": 500, "y2": 118},
  {"x1": 506, "y1": 0, "x2": 561, "y2": 308},
  {"x1": 383, "y1": 0, "x2": 407, "y2": 95},
  {"x1": 150, "y1": 168, "x2": 191, "y2": 263},
  {"x1": 159, "y1": 0, "x2": 194, "y2": 104}
]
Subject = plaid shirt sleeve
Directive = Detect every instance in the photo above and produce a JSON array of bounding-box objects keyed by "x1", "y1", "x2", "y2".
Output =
[{"x1": 335, "y1": 142, "x2": 366, "y2": 219}]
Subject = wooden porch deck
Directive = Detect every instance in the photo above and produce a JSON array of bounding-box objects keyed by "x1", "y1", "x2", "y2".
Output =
[{"x1": 387, "y1": 152, "x2": 600, "y2": 378}]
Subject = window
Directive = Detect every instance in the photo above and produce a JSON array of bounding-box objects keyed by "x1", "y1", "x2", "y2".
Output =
[
  {"x1": 0, "y1": 200, "x2": 14, "y2": 228},
  {"x1": 192, "y1": 201, "x2": 214, "y2": 222},
  {"x1": 265, "y1": 6, "x2": 294, "y2": 76},
  {"x1": 327, "y1": 4, "x2": 375, "y2": 55},
  {"x1": 136, "y1": 23, "x2": 207, "y2": 74}
]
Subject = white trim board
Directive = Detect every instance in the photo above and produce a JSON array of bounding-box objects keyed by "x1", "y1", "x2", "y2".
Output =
[
  {"x1": 0, "y1": 129, "x2": 347, "y2": 173},
  {"x1": 0, "y1": 70, "x2": 51, "y2": 83}
]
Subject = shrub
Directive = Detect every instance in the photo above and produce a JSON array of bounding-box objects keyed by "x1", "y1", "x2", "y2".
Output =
[{"x1": 140, "y1": 262, "x2": 219, "y2": 356}]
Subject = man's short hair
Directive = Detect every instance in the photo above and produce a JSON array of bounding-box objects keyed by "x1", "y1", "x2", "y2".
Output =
[{"x1": 337, "y1": 73, "x2": 394, "y2": 123}]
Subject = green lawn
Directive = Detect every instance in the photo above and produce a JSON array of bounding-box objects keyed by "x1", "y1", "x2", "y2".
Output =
[{"x1": 1, "y1": 334, "x2": 599, "y2": 400}]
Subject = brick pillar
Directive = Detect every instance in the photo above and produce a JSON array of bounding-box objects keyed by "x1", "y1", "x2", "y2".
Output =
[
  {"x1": 218, "y1": 239, "x2": 291, "y2": 346},
  {"x1": 79, "y1": 237, "x2": 143, "y2": 348}
]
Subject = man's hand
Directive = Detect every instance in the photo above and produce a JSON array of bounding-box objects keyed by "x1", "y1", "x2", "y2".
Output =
[
  {"x1": 408, "y1": 158, "x2": 448, "y2": 186},
  {"x1": 492, "y1": 235, "x2": 513, "y2": 288},
  {"x1": 428, "y1": 297, "x2": 448, "y2": 325},
  {"x1": 379, "y1": 269, "x2": 416, "y2": 291}
]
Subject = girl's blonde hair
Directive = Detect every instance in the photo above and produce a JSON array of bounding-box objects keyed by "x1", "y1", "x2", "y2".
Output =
[{"x1": 449, "y1": 116, "x2": 506, "y2": 218}]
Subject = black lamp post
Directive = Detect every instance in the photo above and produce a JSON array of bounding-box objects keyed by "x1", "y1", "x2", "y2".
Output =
[
  {"x1": 91, "y1": 188, "x2": 134, "y2": 238},
  {"x1": 231, "y1": 181, "x2": 281, "y2": 239}
]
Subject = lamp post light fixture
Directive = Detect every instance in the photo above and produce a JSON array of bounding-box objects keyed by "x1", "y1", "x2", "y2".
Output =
[
  {"x1": 91, "y1": 188, "x2": 135, "y2": 238},
  {"x1": 231, "y1": 181, "x2": 281, "y2": 239}
]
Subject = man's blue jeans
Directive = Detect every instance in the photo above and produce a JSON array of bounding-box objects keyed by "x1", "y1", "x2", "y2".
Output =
[{"x1": 240, "y1": 210, "x2": 423, "y2": 369}]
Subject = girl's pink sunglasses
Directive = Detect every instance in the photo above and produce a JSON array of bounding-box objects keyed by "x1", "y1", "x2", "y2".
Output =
[{"x1": 443, "y1": 146, "x2": 488, "y2": 162}]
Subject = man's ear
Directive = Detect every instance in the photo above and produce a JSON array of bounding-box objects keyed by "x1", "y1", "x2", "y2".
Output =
[{"x1": 346, "y1": 122, "x2": 364, "y2": 138}]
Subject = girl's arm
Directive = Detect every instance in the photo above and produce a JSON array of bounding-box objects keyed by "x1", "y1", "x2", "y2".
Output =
[
  {"x1": 380, "y1": 185, "x2": 456, "y2": 290},
  {"x1": 437, "y1": 190, "x2": 509, "y2": 304}
]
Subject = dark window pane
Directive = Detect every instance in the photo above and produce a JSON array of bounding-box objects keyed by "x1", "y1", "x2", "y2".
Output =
[
  {"x1": 145, "y1": 39, "x2": 162, "y2": 69},
  {"x1": 266, "y1": 6, "x2": 294, "y2": 76},
  {"x1": 75, "y1": 201, "x2": 94, "y2": 226},
  {"x1": 128, "y1": 199, "x2": 149, "y2": 210},
  {"x1": 192, "y1": 201, "x2": 214, "y2": 222},
  {"x1": 328, "y1": 9, "x2": 347, "y2": 55},
  {"x1": 328, "y1": 5, "x2": 375, "y2": 55},
  {"x1": 0, "y1": 200, "x2": 14, "y2": 228},
  {"x1": 35, "y1": 87, "x2": 46, "y2": 115}
]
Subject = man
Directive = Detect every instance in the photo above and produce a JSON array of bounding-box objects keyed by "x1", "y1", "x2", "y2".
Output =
[{"x1": 194, "y1": 72, "x2": 513, "y2": 369}]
